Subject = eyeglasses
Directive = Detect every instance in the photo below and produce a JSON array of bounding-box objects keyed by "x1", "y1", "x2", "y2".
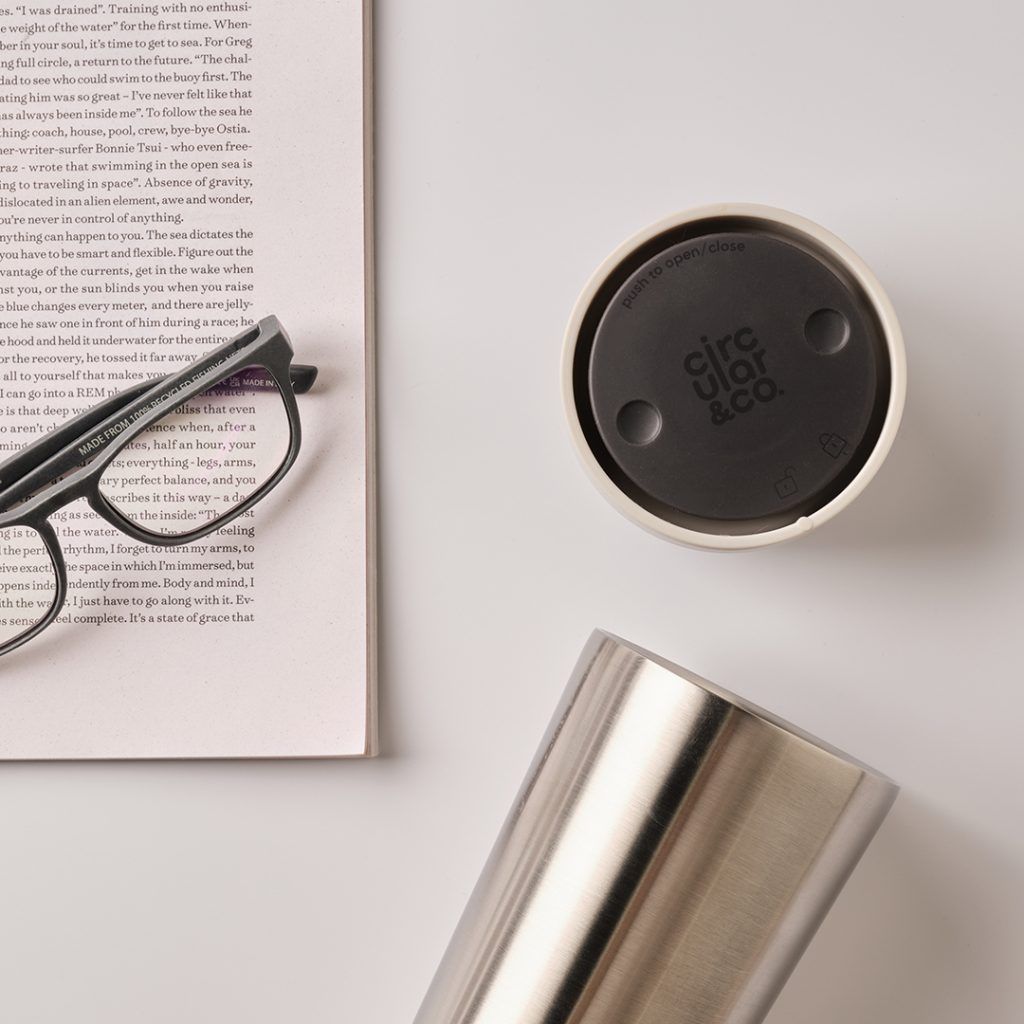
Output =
[{"x1": 0, "y1": 315, "x2": 315, "y2": 657}]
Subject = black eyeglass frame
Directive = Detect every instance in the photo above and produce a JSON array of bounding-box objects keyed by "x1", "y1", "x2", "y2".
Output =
[{"x1": 0, "y1": 314, "x2": 312, "y2": 656}]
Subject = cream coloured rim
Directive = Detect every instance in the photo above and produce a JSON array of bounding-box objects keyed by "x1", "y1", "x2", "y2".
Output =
[{"x1": 561, "y1": 203, "x2": 907, "y2": 551}]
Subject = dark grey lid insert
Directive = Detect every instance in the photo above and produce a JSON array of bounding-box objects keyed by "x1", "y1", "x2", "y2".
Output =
[{"x1": 575, "y1": 217, "x2": 892, "y2": 532}]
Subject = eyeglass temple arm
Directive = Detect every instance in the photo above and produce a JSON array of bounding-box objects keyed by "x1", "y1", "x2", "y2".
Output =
[{"x1": 0, "y1": 364, "x2": 316, "y2": 498}]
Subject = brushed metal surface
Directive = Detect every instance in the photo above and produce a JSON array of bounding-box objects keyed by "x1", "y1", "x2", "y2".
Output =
[{"x1": 414, "y1": 631, "x2": 898, "y2": 1024}]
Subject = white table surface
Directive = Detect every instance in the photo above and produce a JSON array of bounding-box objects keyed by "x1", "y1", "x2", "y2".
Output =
[{"x1": 3, "y1": 2, "x2": 1022, "y2": 1021}]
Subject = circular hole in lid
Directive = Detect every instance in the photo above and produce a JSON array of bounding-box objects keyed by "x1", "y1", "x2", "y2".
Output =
[
  {"x1": 804, "y1": 308, "x2": 850, "y2": 355},
  {"x1": 616, "y1": 400, "x2": 662, "y2": 445}
]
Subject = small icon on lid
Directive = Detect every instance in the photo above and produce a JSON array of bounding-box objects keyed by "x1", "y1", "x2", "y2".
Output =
[
  {"x1": 819, "y1": 432, "x2": 849, "y2": 459},
  {"x1": 774, "y1": 467, "x2": 799, "y2": 500}
]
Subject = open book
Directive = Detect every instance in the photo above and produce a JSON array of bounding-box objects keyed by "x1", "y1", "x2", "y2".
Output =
[{"x1": 0, "y1": 1, "x2": 375, "y2": 757}]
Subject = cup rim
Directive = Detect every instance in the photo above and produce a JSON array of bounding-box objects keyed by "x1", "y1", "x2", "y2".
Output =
[
  {"x1": 595, "y1": 630, "x2": 898, "y2": 788},
  {"x1": 561, "y1": 203, "x2": 907, "y2": 550}
]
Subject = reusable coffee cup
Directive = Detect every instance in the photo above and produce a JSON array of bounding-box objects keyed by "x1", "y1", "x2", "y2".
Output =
[
  {"x1": 562, "y1": 204, "x2": 907, "y2": 549},
  {"x1": 414, "y1": 631, "x2": 897, "y2": 1024}
]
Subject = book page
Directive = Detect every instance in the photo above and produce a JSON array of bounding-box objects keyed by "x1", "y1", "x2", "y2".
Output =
[{"x1": 0, "y1": 1, "x2": 373, "y2": 757}]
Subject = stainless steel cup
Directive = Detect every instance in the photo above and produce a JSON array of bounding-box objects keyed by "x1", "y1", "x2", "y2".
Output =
[{"x1": 414, "y1": 631, "x2": 897, "y2": 1024}]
